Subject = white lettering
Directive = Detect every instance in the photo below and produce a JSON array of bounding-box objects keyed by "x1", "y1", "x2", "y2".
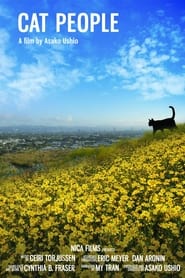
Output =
[{"x1": 18, "y1": 13, "x2": 48, "y2": 32}]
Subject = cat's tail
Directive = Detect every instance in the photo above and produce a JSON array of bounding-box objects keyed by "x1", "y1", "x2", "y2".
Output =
[{"x1": 169, "y1": 106, "x2": 175, "y2": 119}]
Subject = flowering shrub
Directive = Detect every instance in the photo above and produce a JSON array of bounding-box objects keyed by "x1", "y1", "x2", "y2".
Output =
[{"x1": 0, "y1": 133, "x2": 185, "y2": 277}]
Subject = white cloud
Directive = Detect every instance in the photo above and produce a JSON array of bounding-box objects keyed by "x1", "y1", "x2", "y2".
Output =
[
  {"x1": 163, "y1": 74, "x2": 185, "y2": 95},
  {"x1": 181, "y1": 15, "x2": 185, "y2": 23},
  {"x1": 85, "y1": 75, "x2": 95, "y2": 82},
  {"x1": 0, "y1": 29, "x2": 16, "y2": 104},
  {"x1": 0, "y1": 28, "x2": 9, "y2": 45},
  {"x1": 0, "y1": 26, "x2": 94, "y2": 106},
  {"x1": 56, "y1": 68, "x2": 83, "y2": 91},
  {"x1": 106, "y1": 17, "x2": 185, "y2": 100},
  {"x1": 9, "y1": 63, "x2": 55, "y2": 103},
  {"x1": 0, "y1": 4, "x2": 12, "y2": 19},
  {"x1": 156, "y1": 10, "x2": 165, "y2": 17},
  {"x1": 0, "y1": 29, "x2": 16, "y2": 80},
  {"x1": 0, "y1": 50, "x2": 16, "y2": 80}
]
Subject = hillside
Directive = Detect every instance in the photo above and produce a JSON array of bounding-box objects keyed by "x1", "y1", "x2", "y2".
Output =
[{"x1": 0, "y1": 125, "x2": 185, "y2": 277}]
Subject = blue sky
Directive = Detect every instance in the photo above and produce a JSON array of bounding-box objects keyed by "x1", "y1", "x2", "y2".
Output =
[{"x1": 0, "y1": 0, "x2": 185, "y2": 128}]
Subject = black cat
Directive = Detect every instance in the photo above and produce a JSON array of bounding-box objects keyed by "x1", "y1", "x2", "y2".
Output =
[{"x1": 148, "y1": 106, "x2": 176, "y2": 134}]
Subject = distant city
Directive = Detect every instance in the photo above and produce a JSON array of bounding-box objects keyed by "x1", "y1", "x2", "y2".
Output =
[{"x1": 0, "y1": 126, "x2": 146, "y2": 153}]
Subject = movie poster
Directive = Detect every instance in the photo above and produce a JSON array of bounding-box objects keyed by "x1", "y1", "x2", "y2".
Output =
[{"x1": 0, "y1": 0, "x2": 185, "y2": 277}]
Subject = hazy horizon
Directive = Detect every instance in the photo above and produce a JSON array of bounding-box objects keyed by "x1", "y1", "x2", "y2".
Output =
[{"x1": 0, "y1": 124, "x2": 148, "y2": 131}]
